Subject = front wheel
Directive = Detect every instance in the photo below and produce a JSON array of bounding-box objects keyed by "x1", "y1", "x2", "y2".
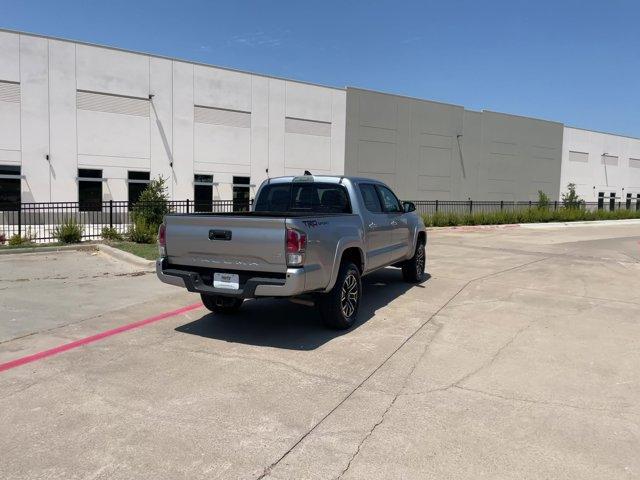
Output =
[
  {"x1": 201, "y1": 294, "x2": 243, "y2": 314},
  {"x1": 318, "y1": 262, "x2": 361, "y2": 330},
  {"x1": 402, "y1": 241, "x2": 427, "y2": 283}
]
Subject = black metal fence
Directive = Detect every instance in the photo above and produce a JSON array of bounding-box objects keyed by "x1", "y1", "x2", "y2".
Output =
[
  {"x1": 0, "y1": 199, "x2": 249, "y2": 243},
  {"x1": 412, "y1": 200, "x2": 640, "y2": 216},
  {"x1": 1, "y1": 198, "x2": 638, "y2": 244}
]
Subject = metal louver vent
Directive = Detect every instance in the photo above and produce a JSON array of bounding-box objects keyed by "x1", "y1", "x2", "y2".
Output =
[
  {"x1": 285, "y1": 117, "x2": 331, "y2": 137},
  {"x1": 0, "y1": 81, "x2": 20, "y2": 103},
  {"x1": 194, "y1": 106, "x2": 251, "y2": 128},
  {"x1": 568, "y1": 151, "x2": 588, "y2": 163},
  {"x1": 77, "y1": 90, "x2": 149, "y2": 117}
]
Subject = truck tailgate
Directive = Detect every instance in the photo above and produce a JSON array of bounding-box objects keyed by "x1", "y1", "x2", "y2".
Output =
[{"x1": 165, "y1": 215, "x2": 287, "y2": 273}]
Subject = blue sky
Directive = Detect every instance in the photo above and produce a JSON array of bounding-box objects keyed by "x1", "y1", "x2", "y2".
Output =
[{"x1": 2, "y1": 0, "x2": 639, "y2": 136}]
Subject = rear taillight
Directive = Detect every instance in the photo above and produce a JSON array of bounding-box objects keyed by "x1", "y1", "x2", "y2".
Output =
[
  {"x1": 158, "y1": 223, "x2": 166, "y2": 257},
  {"x1": 286, "y1": 228, "x2": 307, "y2": 266}
]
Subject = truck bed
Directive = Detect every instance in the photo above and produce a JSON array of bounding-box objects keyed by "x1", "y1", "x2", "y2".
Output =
[{"x1": 166, "y1": 211, "x2": 350, "y2": 218}]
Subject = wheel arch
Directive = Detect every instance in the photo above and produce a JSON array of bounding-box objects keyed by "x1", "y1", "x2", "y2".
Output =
[{"x1": 325, "y1": 240, "x2": 365, "y2": 292}]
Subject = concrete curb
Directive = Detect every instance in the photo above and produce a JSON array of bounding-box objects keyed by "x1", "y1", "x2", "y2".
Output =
[
  {"x1": 96, "y1": 244, "x2": 155, "y2": 270},
  {"x1": 427, "y1": 218, "x2": 640, "y2": 232},
  {"x1": 0, "y1": 242, "x2": 155, "y2": 270},
  {"x1": 0, "y1": 243, "x2": 98, "y2": 255},
  {"x1": 518, "y1": 219, "x2": 640, "y2": 229}
]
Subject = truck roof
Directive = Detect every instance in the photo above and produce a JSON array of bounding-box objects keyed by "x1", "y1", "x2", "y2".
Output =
[{"x1": 262, "y1": 175, "x2": 386, "y2": 186}]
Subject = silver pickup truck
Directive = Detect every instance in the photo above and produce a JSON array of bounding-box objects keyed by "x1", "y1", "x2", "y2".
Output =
[{"x1": 157, "y1": 175, "x2": 427, "y2": 329}]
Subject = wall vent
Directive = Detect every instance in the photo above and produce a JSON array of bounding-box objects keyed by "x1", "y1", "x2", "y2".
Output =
[
  {"x1": 285, "y1": 117, "x2": 331, "y2": 137},
  {"x1": 568, "y1": 151, "x2": 588, "y2": 163},
  {"x1": 194, "y1": 106, "x2": 251, "y2": 128},
  {"x1": 0, "y1": 81, "x2": 20, "y2": 103},
  {"x1": 77, "y1": 90, "x2": 149, "y2": 117},
  {"x1": 629, "y1": 158, "x2": 640, "y2": 169},
  {"x1": 601, "y1": 155, "x2": 618, "y2": 166}
]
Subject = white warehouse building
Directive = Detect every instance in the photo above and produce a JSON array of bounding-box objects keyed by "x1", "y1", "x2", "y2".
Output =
[
  {"x1": 561, "y1": 127, "x2": 640, "y2": 208},
  {"x1": 1, "y1": 28, "x2": 639, "y2": 210},
  {"x1": 0, "y1": 29, "x2": 345, "y2": 208}
]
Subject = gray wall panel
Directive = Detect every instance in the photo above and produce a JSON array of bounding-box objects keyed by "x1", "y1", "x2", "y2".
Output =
[{"x1": 346, "y1": 88, "x2": 563, "y2": 201}]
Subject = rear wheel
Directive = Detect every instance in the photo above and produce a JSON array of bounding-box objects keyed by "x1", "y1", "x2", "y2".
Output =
[
  {"x1": 318, "y1": 262, "x2": 361, "y2": 330},
  {"x1": 201, "y1": 294, "x2": 243, "y2": 314},
  {"x1": 402, "y1": 241, "x2": 426, "y2": 283}
]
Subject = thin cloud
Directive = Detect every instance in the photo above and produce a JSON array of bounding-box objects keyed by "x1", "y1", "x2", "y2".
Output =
[
  {"x1": 228, "y1": 29, "x2": 289, "y2": 48},
  {"x1": 401, "y1": 35, "x2": 423, "y2": 45}
]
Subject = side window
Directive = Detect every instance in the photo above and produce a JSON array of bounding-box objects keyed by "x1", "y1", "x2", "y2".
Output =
[
  {"x1": 359, "y1": 184, "x2": 383, "y2": 213},
  {"x1": 376, "y1": 185, "x2": 402, "y2": 213}
]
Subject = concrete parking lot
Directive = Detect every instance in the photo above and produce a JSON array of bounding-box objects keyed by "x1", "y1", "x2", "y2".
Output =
[{"x1": 1, "y1": 222, "x2": 639, "y2": 480}]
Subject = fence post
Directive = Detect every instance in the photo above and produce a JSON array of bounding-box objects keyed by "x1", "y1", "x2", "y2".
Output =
[
  {"x1": 554, "y1": 201, "x2": 557, "y2": 211},
  {"x1": 469, "y1": 200, "x2": 473, "y2": 214},
  {"x1": 109, "y1": 200, "x2": 113, "y2": 229},
  {"x1": 18, "y1": 202, "x2": 22, "y2": 237},
  {"x1": 435, "y1": 199, "x2": 439, "y2": 213},
  {"x1": 500, "y1": 200, "x2": 504, "y2": 212},
  {"x1": 186, "y1": 199, "x2": 190, "y2": 214},
  {"x1": 529, "y1": 200, "x2": 532, "y2": 209}
]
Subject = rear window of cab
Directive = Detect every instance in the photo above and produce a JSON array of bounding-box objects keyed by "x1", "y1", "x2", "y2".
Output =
[{"x1": 255, "y1": 183, "x2": 352, "y2": 213}]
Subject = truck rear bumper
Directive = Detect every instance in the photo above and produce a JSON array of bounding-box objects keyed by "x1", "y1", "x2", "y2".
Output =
[{"x1": 156, "y1": 258, "x2": 307, "y2": 298}]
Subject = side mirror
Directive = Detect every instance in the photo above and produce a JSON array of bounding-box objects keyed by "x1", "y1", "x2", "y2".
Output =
[{"x1": 403, "y1": 201, "x2": 416, "y2": 213}]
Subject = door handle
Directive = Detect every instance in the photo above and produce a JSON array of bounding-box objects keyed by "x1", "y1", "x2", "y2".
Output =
[{"x1": 368, "y1": 222, "x2": 378, "y2": 230}]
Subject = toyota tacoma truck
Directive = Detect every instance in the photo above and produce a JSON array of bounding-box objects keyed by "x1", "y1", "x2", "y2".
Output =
[{"x1": 157, "y1": 175, "x2": 427, "y2": 329}]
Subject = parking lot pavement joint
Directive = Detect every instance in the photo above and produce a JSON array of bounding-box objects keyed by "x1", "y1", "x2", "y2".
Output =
[{"x1": 254, "y1": 256, "x2": 550, "y2": 480}]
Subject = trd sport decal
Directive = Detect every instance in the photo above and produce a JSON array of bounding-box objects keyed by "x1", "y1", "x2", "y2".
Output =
[{"x1": 302, "y1": 220, "x2": 328, "y2": 228}]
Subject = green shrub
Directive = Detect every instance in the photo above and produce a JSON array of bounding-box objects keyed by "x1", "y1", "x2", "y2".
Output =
[
  {"x1": 53, "y1": 218, "x2": 83, "y2": 244},
  {"x1": 562, "y1": 183, "x2": 585, "y2": 209},
  {"x1": 101, "y1": 226, "x2": 123, "y2": 241},
  {"x1": 422, "y1": 204, "x2": 640, "y2": 227},
  {"x1": 537, "y1": 190, "x2": 550, "y2": 209},
  {"x1": 131, "y1": 176, "x2": 169, "y2": 234},
  {"x1": 128, "y1": 219, "x2": 156, "y2": 244},
  {"x1": 7, "y1": 228, "x2": 35, "y2": 246},
  {"x1": 8, "y1": 233, "x2": 32, "y2": 246}
]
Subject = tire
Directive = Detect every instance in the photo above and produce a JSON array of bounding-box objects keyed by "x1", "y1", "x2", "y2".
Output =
[
  {"x1": 402, "y1": 241, "x2": 427, "y2": 283},
  {"x1": 318, "y1": 261, "x2": 361, "y2": 330},
  {"x1": 201, "y1": 294, "x2": 243, "y2": 314}
]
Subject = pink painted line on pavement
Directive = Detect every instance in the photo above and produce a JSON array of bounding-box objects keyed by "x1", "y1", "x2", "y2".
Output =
[{"x1": 0, "y1": 302, "x2": 203, "y2": 373}]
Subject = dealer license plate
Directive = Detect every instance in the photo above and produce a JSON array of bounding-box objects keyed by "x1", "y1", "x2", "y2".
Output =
[{"x1": 213, "y1": 272, "x2": 239, "y2": 290}]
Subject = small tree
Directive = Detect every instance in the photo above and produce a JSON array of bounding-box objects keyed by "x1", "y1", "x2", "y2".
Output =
[
  {"x1": 131, "y1": 176, "x2": 169, "y2": 234},
  {"x1": 537, "y1": 190, "x2": 550, "y2": 209},
  {"x1": 561, "y1": 183, "x2": 584, "y2": 209}
]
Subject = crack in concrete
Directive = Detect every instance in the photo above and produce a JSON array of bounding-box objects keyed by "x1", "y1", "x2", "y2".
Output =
[
  {"x1": 335, "y1": 319, "x2": 533, "y2": 479},
  {"x1": 430, "y1": 240, "x2": 640, "y2": 264},
  {"x1": 186, "y1": 346, "x2": 355, "y2": 389},
  {"x1": 0, "y1": 270, "x2": 149, "y2": 284},
  {"x1": 452, "y1": 385, "x2": 640, "y2": 417},
  {"x1": 335, "y1": 323, "x2": 443, "y2": 480},
  {"x1": 255, "y1": 256, "x2": 549, "y2": 480},
  {"x1": 453, "y1": 321, "x2": 533, "y2": 388}
]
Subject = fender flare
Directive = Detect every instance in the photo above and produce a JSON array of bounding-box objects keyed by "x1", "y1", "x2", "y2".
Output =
[
  {"x1": 325, "y1": 238, "x2": 365, "y2": 292},
  {"x1": 407, "y1": 225, "x2": 427, "y2": 259}
]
